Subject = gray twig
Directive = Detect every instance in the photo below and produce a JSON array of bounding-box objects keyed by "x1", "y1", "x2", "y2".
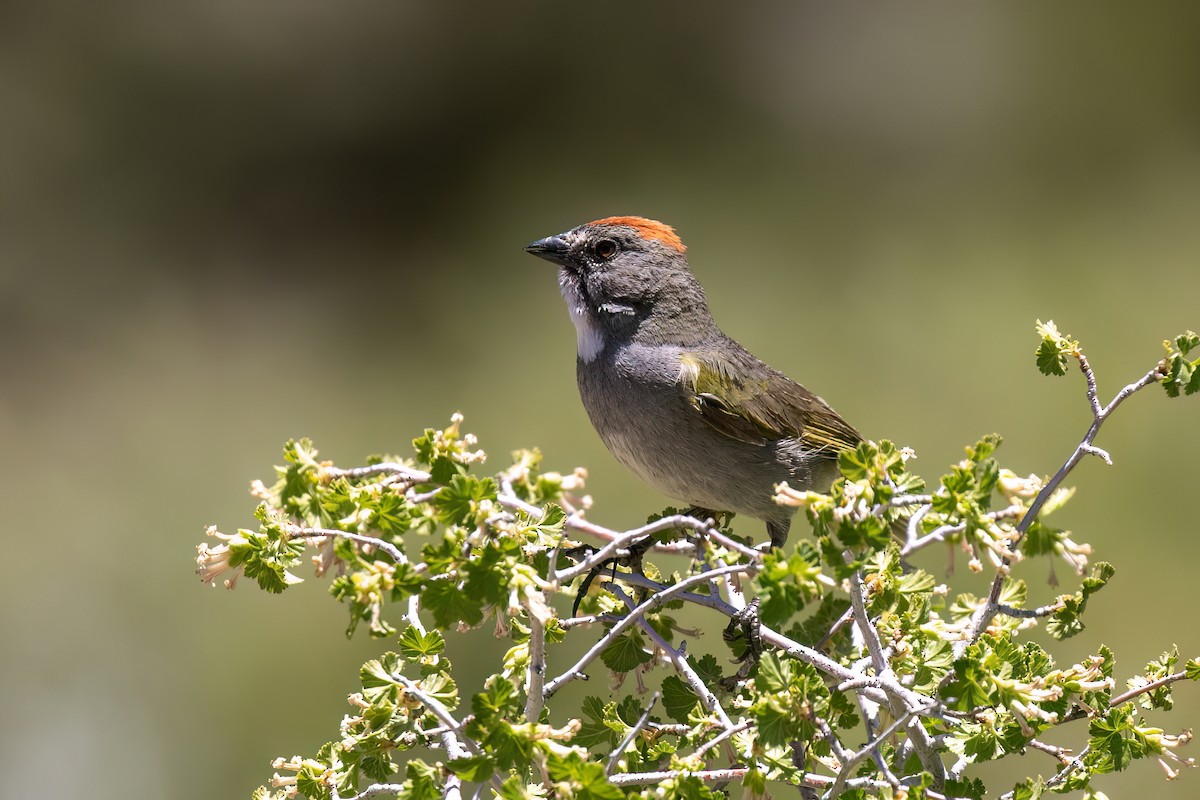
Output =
[
  {"x1": 543, "y1": 564, "x2": 756, "y2": 697},
  {"x1": 285, "y1": 524, "x2": 407, "y2": 564},
  {"x1": 606, "y1": 691, "x2": 660, "y2": 775},
  {"x1": 957, "y1": 362, "x2": 1160, "y2": 658}
]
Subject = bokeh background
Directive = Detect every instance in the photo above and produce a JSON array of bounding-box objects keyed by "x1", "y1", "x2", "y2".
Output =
[{"x1": 3, "y1": 2, "x2": 1198, "y2": 797}]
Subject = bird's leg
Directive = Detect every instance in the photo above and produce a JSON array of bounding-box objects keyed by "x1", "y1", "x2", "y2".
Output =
[
  {"x1": 766, "y1": 518, "x2": 790, "y2": 550},
  {"x1": 719, "y1": 597, "x2": 763, "y2": 690},
  {"x1": 718, "y1": 519, "x2": 788, "y2": 688},
  {"x1": 569, "y1": 535, "x2": 656, "y2": 617}
]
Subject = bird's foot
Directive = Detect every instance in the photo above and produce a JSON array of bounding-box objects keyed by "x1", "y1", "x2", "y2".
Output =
[
  {"x1": 719, "y1": 597, "x2": 763, "y2": 690},
  {"x1": 569, "y1": 535, "x2": 655, "y2": 617}
]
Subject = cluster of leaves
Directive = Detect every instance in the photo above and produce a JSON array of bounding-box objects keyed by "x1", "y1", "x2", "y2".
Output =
[
  {"x1": 197, "y1": 326, "x2": 1199, "y2": 800},
  {"x1": 1159, "y1": 331, "x2": 1200, "y2": 397}
]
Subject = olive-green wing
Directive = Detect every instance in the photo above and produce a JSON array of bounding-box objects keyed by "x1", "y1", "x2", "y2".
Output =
[{"x1": 680, "y1": 347, "x2": 861, "y2": 455}]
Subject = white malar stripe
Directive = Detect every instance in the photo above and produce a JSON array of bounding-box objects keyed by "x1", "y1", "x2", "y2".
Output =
[
  {"x1": 569, "y1": 303, "x2": 605, "y2": 362},
  {"x1": 559, "y1": 270, "x2": 605, "y2": 362}
]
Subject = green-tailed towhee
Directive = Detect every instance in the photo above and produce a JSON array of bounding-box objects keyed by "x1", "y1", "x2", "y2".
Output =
[{"x1": 526, "y1": 215, "x2": 862, "y2": 547}]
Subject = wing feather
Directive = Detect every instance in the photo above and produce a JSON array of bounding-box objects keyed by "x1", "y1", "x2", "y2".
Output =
[{"x1": 681, "y1": 346, "x2": 861, "y2": 455}]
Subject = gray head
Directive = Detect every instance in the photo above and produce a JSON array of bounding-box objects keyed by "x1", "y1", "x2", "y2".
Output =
[{"x1": 525, "y1": 216, "x2": 718, "y2": 360}]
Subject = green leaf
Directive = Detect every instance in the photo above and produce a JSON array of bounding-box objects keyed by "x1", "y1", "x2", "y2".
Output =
[
  {"x1": 942, "y1": 648, "x2": 998, "y2": 711},
  {"x1": 661, "y1": 675, "x2": 700, "y2": 722},
  {"x1": 748, "y1": 655, "x2": 824, "y2": 746},
  {"x1": 428, "y1": 455, "x2": 463, "y2": 485},
  {"x1": 398, "y1": 626, "x2": 445, "y2": 659},
  {"x1": 433, "y1": 475, "x2": 497, "y2": 527},
  {"x1": 1036, "y1": 339, "x2": 1069, "y2": 376},
  {"x1": 1047, "y1": 562, "x2": 1114, "y2": 640},
  {"x1": 446, "y1": 755, "x2": 495, "y2": 782},
  {"x1": 575, "y1": 696, "x2": 621, "y2": 748},
  {"x1": 691, "y1": 653, "x2": 723, "y2": 687},
  {"x1": 545, "y1": 752, "x2": 624, "y2": 800},
  {"x1": 1135, "y1": 647, "x2": 1180, "y2": 711},
  {"x1": 600, "y1": 629, "x2": 654, "y2": 672},
  {"x1": 1161, "y1": 331, "x2": 1200, "y2": 397},
  {"x1": 1176, "y1": 331, "x2": 1199, "y2": 356},
  {"x1": 471, "y1": 676, "x2": 520, "y2": 721},
  {"x1": 1087, "y1": 705, "x2": 1139, "y2": 773},
  {"x1": 1010, "y1": 777, "x2": 1045, "y2": 800},
  {"x1": 756, "y1": 549, "x2": 826, "y2": 627},
  {"x1": 406, "y1": 761, "x2": 441, "y2": 800},
  {"x1": 496, "y1": 774, "x2": 540, "y2": 800},
  {"x1": 465, "y1": 678, "x2": 532, "y2": 771},
  {"x1": 943, "y1": 777, "x2": 986, "y2": 800},
  {"x1": 424, "y1": 579, "x2": 485, "y2": 629},
  {"x1": 1035, "y1": 319, "x2": 1077, "y2": 377}
]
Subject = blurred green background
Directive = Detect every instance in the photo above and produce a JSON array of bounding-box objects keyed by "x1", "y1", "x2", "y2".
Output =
[{"x1": 3, "y1": 2, "x2": 1197, "y2": 797}]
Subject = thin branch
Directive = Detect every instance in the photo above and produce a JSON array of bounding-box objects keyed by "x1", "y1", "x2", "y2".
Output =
[
  {"x1": 890, "y1": 494, "x2": 934, "y2": 507},
  {"x1": 285, "y1": 524, "x2": 407, "y2": 564},
  {"x1": 524, "y1": 595, "x2": 547, "y2": 723},
  {"x1": 761, "y1": 628, "x2": 926, "y2": 712},
  {"x1": 848, "y1": 568, "x2": 890, "y2": 676},
  {"x1": 553, "y1": 516, "x2": 703, "y2": 583},
  {"x1": 958, "y1": 363, "x2": 1160, "y2": 658},
  {"x1": 406, "y1": 486, "x2": 443, "y2": 504},
  {"x1": 606, "y1": 568, "x2": 747, "y2": 614},
  {"x1": 606, "y1": 691, "x2": 660, "y2": 775},
  {"x1": 497, "y1": 479, "x2": 547, "y2": 519},
  {"x1": 901, "y1": 505, "x2": 1024, "y2": 558},
  {"x1": 571, "y1": 566, "x2": 910, "y2": 711},
  {"x1": 816, "y1": 607, "x2": 855, "y2": 651},
  {"x1": 334, "y1": 783, "x2": 405, "y2": 800},
  {"x1": 334, "y1": 676, "x2": 499, "y2": 797},
  {"x1": 322, "y1": 462, "x2": 432, "y2": 483},
  {"x1": 1045, "y1": 744, "x2": 1091, "y2": 789},
  {"x1": 1108, "y1": 670, "x2": 1193, "y2": 708},
  {"x1": 823, "y1": 705, "x2": 924, "y2": 800},
  {"x1": 405, "y1": 596, "x2": 425, "y2": 633},
  {"x1": 607, "y1": 768, "x2": 752, "y2": 786},
  {"x1": 813, "y1": 716, "x2": 855, "y2": 800},
  {"x1": 554, "y1": 513, "x2": 762, "y2": 584},
  {"x1": 1025, "y1": 738, "x2": 1074, "y2": 764},
  {"x1": 610, "y1": 768, "x2": 906, "y2": 795},
  {"x1": 846, "y1": 564, "x2": 946, "y2": 785},
  {"x1": 903, "y1": 504, "x2": 932, "y2": 551},
  {"x1": 558, "y1": 613, "x2": 618, "y2": 629},
  {"x1": 389, "y1": 674, "x2": 474, "y2": 755},
  {"x1": 543, "y1": 563, "x2": 756, "y2": 698},
  {"x1": 996, "y1": 600, "x2": 1066, "y2": 619},
  {"x1": 388, "y1": 676, "x2": 501, "y2": 796},
  {"x1": 439, "y1": 732, "x2": 477, "y2": 796},
  {"x1": 1079, "y1": 351, "x2": 1103, "y2": 418},
  {"x1": 611, "y1": 587, "x2": 735, "y2": 731},
  {"x1": 996, "y1": 744, "x2": 1092, "y2": 800},
  {"x1": 691, "y1": 721, "x2": 752, "y2": 760}
]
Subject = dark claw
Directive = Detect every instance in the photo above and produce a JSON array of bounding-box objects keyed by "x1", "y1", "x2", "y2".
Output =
[
  {"x1": 570, "y1": 535, "x2": 655, "y2": 617},
  {"x1": 719, "y1": 598, "x2": 764, "y2": 690}
]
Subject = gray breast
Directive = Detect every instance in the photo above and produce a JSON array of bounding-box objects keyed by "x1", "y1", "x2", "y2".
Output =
[{"x1": 575, "y1": 344, "x2": 810, "y2": 524}]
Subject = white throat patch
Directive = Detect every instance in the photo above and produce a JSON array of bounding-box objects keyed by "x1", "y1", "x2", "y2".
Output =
[
  {"x1": 566, "y1": 300, "x2": 605, "y2": 363},
  {"x1": 559, "y1": 271, "x2": 605, "y2": 362}
]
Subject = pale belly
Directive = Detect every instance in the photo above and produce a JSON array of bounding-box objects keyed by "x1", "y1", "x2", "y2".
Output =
[{"x1": 576, "y1": 346, "x2": 819, "y2": 522}]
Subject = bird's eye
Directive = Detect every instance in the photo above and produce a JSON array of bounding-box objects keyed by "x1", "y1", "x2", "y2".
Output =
[{"x1": 594, "y1": 238, "x2": 619, "y2": 260}]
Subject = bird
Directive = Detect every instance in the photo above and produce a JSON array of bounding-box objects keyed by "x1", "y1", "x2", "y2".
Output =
[{"x1": 525, "y1": 216, "x2": 863, "y2": 548}]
